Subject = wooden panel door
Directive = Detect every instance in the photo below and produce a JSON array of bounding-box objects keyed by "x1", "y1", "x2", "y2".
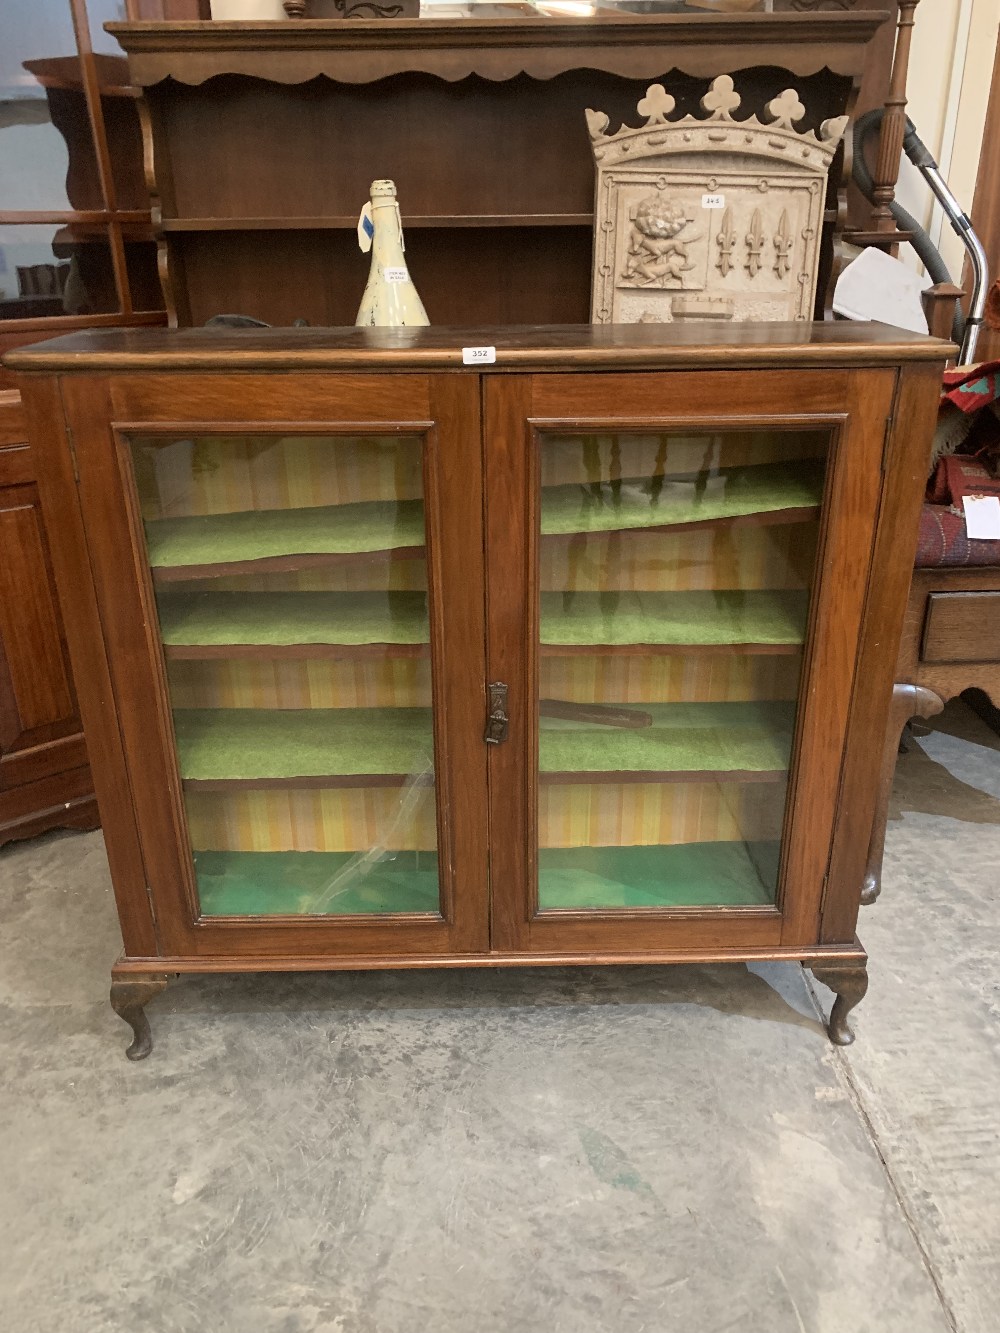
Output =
[
  {"x1": 485, "y1": 366, "x2": 898, "y2": 958},
  {"x1": 61, "y1": 369, "x2": 488, "y2": 962},
  {"x1": 0, "y1": 391, "x2": 97, "y2": 844}
]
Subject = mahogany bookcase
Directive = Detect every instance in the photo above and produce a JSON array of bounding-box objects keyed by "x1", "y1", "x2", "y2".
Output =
[{"x1": 6, "y1": 320, "x2": 949, "y2": 1056}]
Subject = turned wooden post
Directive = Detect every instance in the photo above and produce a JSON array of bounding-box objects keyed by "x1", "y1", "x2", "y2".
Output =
[
  {"x1": 921, "y1": 282, "x2": 964, "y2": 343},
  {"x1": 283, "y1": 0, "x2": 307, "y2": 15},
  {"x1": 870, "y1": 1, "x2": 921, "y2": 234}
]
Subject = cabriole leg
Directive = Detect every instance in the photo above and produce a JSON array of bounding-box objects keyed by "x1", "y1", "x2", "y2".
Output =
[
  {"x1": 110, "y1": 974, "x2": 169, "y2": 1061},
  {"x1": 810, "y1": 961, "x2": 869, "y2": 1046}
]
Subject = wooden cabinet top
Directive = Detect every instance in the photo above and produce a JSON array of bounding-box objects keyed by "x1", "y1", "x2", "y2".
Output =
[
  {"x1": 106, "y1": 14, "x2": 890, "y2": 85},
  {"x1": 6, "y1": 321, "x2": 952, "y2": 374}
]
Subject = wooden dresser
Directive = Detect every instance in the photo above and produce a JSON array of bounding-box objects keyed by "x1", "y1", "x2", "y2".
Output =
[
  {"x1": 0, "y1": 392, "x2": 99, "y2": 845},
  {"x1": 6, "y1": 320, "x2": 948, "y2": 1056},
  {"x1": 108, "y1": 12, "x2": 890, "y2": 328}
]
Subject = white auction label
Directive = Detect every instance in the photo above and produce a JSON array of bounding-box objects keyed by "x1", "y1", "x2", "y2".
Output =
[
  {"x1": 963, "y1": 494, "x2": 1000, "y2": 540},
  {"x1": 462, "y1": 346, "x2": 497, "y2": 365},
  {"x1": 702, "y1": 193, "x2": 726, "y2": 209},
  {"x1": 383, "y1": 266, "x2": 408, "y2": 283}
]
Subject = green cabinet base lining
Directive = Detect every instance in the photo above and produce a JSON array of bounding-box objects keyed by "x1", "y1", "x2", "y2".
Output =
[
  {"x1": 538, "y1": 841, "x2": 780, "y2": 909},
  {"x1": 191, "y1": 842, "x2": 779, "y2": 915},
  {"x1": 194, "y1": 849, "x2": 440, "y2": 916}
]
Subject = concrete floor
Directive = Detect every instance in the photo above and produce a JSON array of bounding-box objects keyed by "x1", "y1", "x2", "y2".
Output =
[{"x1": 1, "y1": 701, "x2": 997, "y2": 1333}]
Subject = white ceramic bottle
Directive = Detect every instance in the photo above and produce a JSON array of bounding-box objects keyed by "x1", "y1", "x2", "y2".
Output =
[{"x1": 355, "y1": 180, "x2": 429, "y2": 328}]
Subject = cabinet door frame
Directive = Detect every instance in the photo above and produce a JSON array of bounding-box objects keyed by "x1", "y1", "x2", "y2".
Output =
[
  {"x1": 62, "y1": 369, "x2": 490, "y2": 962},
  {"x1": 484, "y1": 366, "x2": 898, "y2": 957}
]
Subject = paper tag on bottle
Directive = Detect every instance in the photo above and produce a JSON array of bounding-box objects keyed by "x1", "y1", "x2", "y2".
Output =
[
  {"x1": 963, "y1": 494, "x2": 1000, "y2": 540},
  {"x1": 462, "y1": 346, "x2": 497, "y2": 365},
  {"x1": 357, "y1": 202, "x2": 374, "y2": 253},
  {"x1": 383, "y1": 266, "x2": 408, "y2": 283},
  {"x1": 702, "y1": 193, "x2": 725, "y2": 209}
]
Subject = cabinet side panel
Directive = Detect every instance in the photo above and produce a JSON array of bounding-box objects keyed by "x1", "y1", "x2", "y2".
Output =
[
  {"x1": 822, "y1": 362, "x2": 946, "y2": 943},
  {"x1": 19, "y1": 376, "x2": 159, "y2": 958}
]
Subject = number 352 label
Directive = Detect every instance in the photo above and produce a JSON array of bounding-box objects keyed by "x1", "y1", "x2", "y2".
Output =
[{"x1": 462, "y1": 346, "x2": 497, "y2": 365}]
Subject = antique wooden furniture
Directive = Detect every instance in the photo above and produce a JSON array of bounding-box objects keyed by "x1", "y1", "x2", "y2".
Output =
[
  {"x1": 862, "y1": 568, "x2": 1000, "y2": 904},
  {"x1": 0, "y1": 391, "x2": 99, "y2": 844},
  {"x1": 6, "y1": 320, "x2": 948, "y2": 1056},
  {"x1": 107, "y1": 12, "x2": 891, "y2": 328}
]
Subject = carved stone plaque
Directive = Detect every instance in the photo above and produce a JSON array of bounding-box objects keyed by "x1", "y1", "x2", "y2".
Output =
[{"x1": 588, "y1": 77, "x2": 848, "y2": 325}]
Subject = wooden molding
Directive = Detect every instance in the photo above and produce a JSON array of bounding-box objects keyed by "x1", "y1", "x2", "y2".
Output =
[
  {"x1": 5, "y1": 321, "x2": 953, "y2": 376},
  {"x1": 106, "y1": 14, "x2": 890, "y2": 85}
]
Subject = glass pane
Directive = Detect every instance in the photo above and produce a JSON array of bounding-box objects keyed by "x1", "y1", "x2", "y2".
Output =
[
  {"x1": 0, "y1": 3, "x2": 103, "y2": 212},
  {"x1": 535, "y1": 427, "x2": 830, "y2": 911},
  {"x1": 0, "y1": 223, "x2": 119, "y2": 317},
  {"x1": 127, "y1": 432, "x2": 441, "y2": 918}
]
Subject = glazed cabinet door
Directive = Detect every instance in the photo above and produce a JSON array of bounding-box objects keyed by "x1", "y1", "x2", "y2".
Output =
[
  {"x1": 485, "y1": 367, "x2": 898, "y2": 957},
  {"x1": 62, "y1": 371, "x2": 488, "y2": 961}
]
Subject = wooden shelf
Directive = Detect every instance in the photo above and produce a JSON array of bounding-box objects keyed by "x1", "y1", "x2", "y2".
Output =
[
  {"x1": 158, "y1": 587, "x2": 807, "y2": 659},
  {"x1": 160, "y1": 215, "x2": 594, "y2": 232},
  {"x1": 107, "y1": 16, "x2": 889, "y2": 88},
  {"x1": 539, "y1": 589, "x2": 808, "y2": 651},
  {"x1": 145, "y1": 499, "x2": 425, "y2": 583},
  {"x1": 175, "y1": 707, "x2": 435, "y2": 788},
  {"x1": 539, "y1": 700, "x2": 794, "y2": 783},
  {"x1": 158, "y1": 590, "x2": 428, "y2": 654},
  {"x1": 173, "y1": 700, "x2": 794, "y2": 790},
  {"x1": 540, "y1": 461, "x2": 824, "y2": 539},
  {"x1": 147, "y1": 461, "x2": 821, "y2": 584},
  {"x1": 166, "y1": 641, "x2": 427, "y2": 662}
]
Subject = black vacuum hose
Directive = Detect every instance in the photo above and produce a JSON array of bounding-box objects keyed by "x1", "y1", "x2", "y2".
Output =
[{"x1": 852, "y1": 108, "x2": 965, "y2": 343}]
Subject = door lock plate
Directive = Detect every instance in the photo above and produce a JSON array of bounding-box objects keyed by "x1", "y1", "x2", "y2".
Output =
[{"x1": 485, "y1": 681, "x2": 509, "y2": 744}]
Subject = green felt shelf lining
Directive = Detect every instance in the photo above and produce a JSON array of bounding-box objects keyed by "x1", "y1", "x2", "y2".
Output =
[
  {"x1": 175, "y1": 707, "x2": 434, "y2": 781},
  {"x1": 157, "y1": 589, "x2": 808, "y2": 650},
  {"x1": 158, "y1": 590, "x2": 428, "y2": 646},
  {"x1": 173, "y1": 701, "x2": 794, "y2": 783},
  {"x1": 539, "y1": 460, "x2": 824, "y2": 537},
  {"x1": 539, "y1": 590, "x2": 809, "y2": 647},
  {"x1": 146, "y1": 497, "x2": 426, "y2": 569},
  {"x1": 537, "y1": 841, "x2": 780, "y2": 909},
  {"x1": 194, "y1": 849, "x2": 440, "y2": 916},
  {"x1": 145, "y1": 460, "x2": 824, "y2": 571},
  {"x1": 191, "y1": 842, "x2": 780, "y2": 915}
]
